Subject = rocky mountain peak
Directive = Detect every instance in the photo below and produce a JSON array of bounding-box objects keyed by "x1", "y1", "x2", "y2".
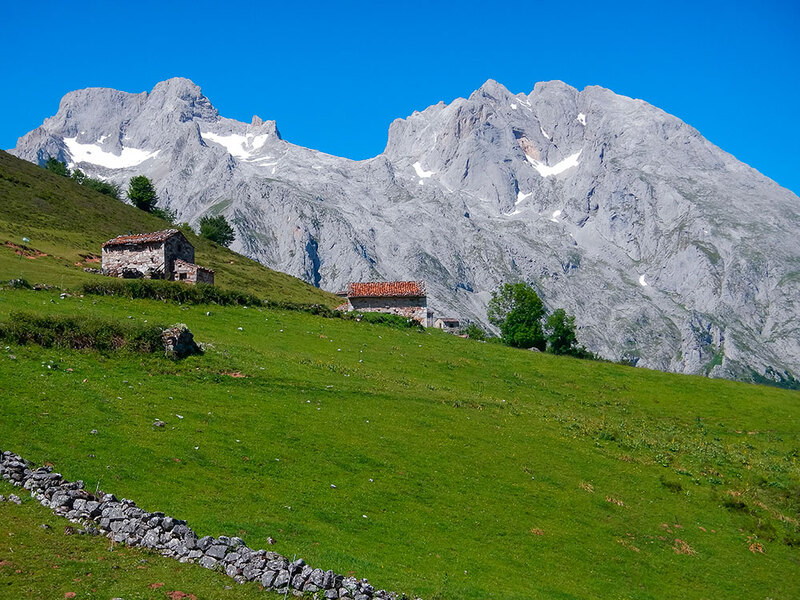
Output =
[
  {"x1": 146, "y1": 77, "x2": 218, "y2": 123},
  {"x1": 9, "y1": 78, "x2": 800, "y2": 386}
]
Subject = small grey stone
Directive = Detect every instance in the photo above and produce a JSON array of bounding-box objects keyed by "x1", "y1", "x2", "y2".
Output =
[
  {"x1": 205, "y1": 544, "x2": 227, "y2": 560},
  {"x1": 261, "y1": 569, "x2": 277, "y2": 588}
]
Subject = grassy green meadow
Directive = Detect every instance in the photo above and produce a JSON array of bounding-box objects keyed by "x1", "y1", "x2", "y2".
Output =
[
  {"x1": 0, "y1": 150, "x2": 798, "y2": 599},
  {"x1": 0, "y1": 479, "x2": 270, "y2": 599}
]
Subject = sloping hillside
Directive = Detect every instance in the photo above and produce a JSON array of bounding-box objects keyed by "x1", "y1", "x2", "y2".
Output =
[
  {"x1": 0, "y1": 151, "x2": 798, "y2": 598},
  {"x1": 0, "y1": 283, "x2": 798, "y2": 598},
  {"x1": 0, "y1": 150, "x2": 339, "y2": 306}
]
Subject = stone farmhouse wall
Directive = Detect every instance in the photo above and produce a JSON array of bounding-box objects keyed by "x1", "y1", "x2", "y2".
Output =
[
  {"x1": 163, "y1": 235, "x2": 195, "y2": 276},
  {"x1": 0, "y1": 447, "x2": 409, "y2": 600},
  {"x1": 348, "y1": 297, "x2": 428, "y2": 325},
  {"x1": 102, "y1": 242, "x2": 169, "y2": 278}
]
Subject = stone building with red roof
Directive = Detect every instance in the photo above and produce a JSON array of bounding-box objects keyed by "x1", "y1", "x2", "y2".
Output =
[
  {"x1": 101, "y1": 229, "x2": 214, "y2": 285},
  {"x1": 337, "y1": 281, "x2": 431, "y2": 325}
]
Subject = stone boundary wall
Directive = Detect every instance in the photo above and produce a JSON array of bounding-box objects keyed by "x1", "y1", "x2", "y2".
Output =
[{"x1": 0, "y1": 448, "x2": 411, "y2": 600}]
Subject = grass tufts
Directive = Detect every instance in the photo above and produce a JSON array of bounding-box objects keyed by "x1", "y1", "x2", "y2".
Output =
[{"x1": 0, "y1": 311, "x2": 164, "y2": 353}]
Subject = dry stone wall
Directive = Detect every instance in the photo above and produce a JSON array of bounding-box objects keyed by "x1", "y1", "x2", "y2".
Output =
[{"x1": 0, "y1": 448, "x2": 411, "y2": 600}]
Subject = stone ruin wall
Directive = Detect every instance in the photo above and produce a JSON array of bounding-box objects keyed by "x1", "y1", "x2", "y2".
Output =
[
  {"x1": 0, "y1": 447, "x2": 411, "y2": 600},
  {"x1": 102, "y1": 242, "x2": 166, "y2": 278}
]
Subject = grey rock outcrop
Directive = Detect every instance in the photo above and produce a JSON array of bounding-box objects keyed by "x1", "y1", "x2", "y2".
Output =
[{"x1": 11, "y1": 78, "x2": 800, "y2": 384}]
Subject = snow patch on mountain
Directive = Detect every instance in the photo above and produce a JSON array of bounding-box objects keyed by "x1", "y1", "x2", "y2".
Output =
[
  {"x1": 526, "y1": 151, "x2": 582, "y2": 177},
  {"x1": 63, "y1": 138, "x2": 160, "y2": 169},
  {"x1": 202, "y1": 131, "x2": 270, "y2": 160},
  {"x1": 413, "y1": 162, "x2": 435, "y2": 178}
]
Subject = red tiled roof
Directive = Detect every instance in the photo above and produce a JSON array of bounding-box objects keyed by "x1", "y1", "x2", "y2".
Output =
[
  {"x1": 102, "y1": 229, "x2": 181, "y2": 248},
  {"x1": 347, "y1": 281, "x2": 426, "y2": 298}
]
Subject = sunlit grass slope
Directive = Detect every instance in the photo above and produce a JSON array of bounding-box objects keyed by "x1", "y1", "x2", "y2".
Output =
[
  {"x1": 0, "y1": 150, "x2": 339, "y2": 306},
  {"x1": 0, "y1": 480, "x2": 278, "y2": 599},
  {"x1": 0, "y1": 286, "x2": 798, "y2": 600}
]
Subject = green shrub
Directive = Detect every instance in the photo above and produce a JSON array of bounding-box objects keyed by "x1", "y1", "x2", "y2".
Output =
[
  {"x1": 199, "y1": 214, "x2": 236, "y2": 247},
  {"x1": 82, "y1": 177, "x2": 121, "y2": 200},
  {"x1": 0, "y1": 311, "x2": 164, "y2": 353},
  {"x1": 350, "y1": 311, "x2": 421, "y2": 329},
  {"x1": 463, "y1": 323, "x2": 487, "y2": 341},
  {"x1": 81, "y1": 279, "x2": 263, "y2": 307}
]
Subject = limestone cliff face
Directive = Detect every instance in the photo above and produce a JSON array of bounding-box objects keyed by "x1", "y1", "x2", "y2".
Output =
[{"x1": 11, "y1": 77, "x2": 800, "y2": 384}]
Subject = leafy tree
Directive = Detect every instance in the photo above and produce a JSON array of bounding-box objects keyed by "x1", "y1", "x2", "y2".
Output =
[
  {"x1": 199, "y1": 214, "x2": 235, "y2": 247},
  {"x1": 83, "y1": 177, "x2": 121, "y2": 200},
  {"x1": 545, "y1": 309, "x2": 579, "y2": 355},
  {"x1": 44, "y1": 157, "x2": 70, "y2": 177},
  {"x1": 127, "y1": 175, "x2": 158, "y2": 212},
  {"x1": 487, "y1": 282, "x2": 546, "y2": 350},
  {"x1": 71, "y1": 168, "x2": 85, "y2": 184}
]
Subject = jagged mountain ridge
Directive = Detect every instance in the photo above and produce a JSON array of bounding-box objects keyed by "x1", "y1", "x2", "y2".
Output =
[{"x1": 10, "y1": 78, "x2": 800, "y2": 384}]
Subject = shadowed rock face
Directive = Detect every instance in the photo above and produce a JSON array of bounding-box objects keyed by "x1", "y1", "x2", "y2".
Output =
[{"x1": 11, "y1": 77, "x2": 800, "y2": 384}]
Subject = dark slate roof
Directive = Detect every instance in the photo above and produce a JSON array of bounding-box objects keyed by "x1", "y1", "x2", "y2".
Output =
[
  {"x1": 102, "y1": 229, "x2": 183, "y2": 248},
  {"x1": 347, "y1": 281, "x2": 426, "y2": 298}
]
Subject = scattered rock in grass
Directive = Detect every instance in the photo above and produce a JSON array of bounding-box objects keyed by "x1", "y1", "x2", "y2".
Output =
[
  {"x1": 153, "y1": 420, "x2": 166, "y2": 428},
  {"x1": 161, "y1": 324, "x2": 201, "y2": 358},
  {"x1": 8, "y1": 494, "x2": 21, "y2": 505}
]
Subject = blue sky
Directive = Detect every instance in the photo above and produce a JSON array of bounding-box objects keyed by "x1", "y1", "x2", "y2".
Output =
[{"x1": 2, "y1": 0, "x2": 798, "y2": 194}]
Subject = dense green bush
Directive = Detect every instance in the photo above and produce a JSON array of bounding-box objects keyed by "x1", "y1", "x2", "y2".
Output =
[
  {"x1": 463, "y1": 323, "x2": 488, "y2": 340},
  {"x1": 127, "y1": 175, "x2": 158, "y2": 213},
  {"x1": 349, "y1": 311, "x2": 421, "y2": 329},
  {"x1": 0, "y1": 311, "x2": 164, "y2": 353},
  {"x1": 488, "y1": 282, "x2": 546, "y2": 350},
  {"x1": 81, "y1": 279, "x2": 263, "y2": 307},
  {"x1": 82, "y1": 177, "x2": 121, "y2": 200},
  {"x1": 199, "y1": 214, "x2": 236, "y2": 247}
]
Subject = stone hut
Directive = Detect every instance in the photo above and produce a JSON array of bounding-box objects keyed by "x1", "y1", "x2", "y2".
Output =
[
  {"x1": 337, "y1": 281, "x2": 430, "y2": 325},
  {"x1": 173, "y1": 259, "x2": 215, "y2": 285},
  {"x1": 101, "y1": 229, "x2": 214, "y2": 285},
  {"x1": 433, "y1": 317, "x2": 461, "y2": 332}
]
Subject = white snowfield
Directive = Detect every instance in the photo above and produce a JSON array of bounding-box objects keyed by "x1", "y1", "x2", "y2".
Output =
[
  {"x1": 639, "y1": 274, "x2": 648, "y2": 286},
  {"x1": 526, "y1": 150, "x2": 582, "y2": 177},
  {"x1": 63, "y1": 138, "x2": 160, "y2": 169},
  {"x1": 201, "y1": 131, "x2": 270, "y2": 161},
  {"x1": 550, "y1": 209, "x2": 562, "y2": 222},
  {"x1": 540, "y1": 126, "x2": 551, "y2": 140},
  {"x1": 516, "y1": 191, "x2": 531, "y2": 204},
  {"x1": 577, "y1": 113, "x2": 586, "y2": 126},
  {"x1": 413, "y1": 161, "x2": 435, "y2": 178}
]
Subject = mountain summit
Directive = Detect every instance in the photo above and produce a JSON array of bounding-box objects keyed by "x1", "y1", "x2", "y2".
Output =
[{"x1": 11, "y1": 78, "x2": 800, "y2": 385}]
